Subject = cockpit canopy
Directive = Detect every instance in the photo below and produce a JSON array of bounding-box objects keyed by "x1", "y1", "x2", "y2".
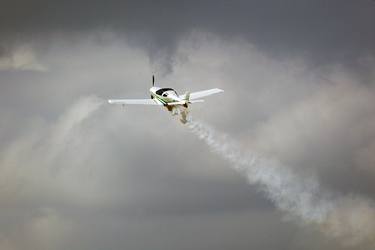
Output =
[{"x1": 156, "y1": 88, "x2": 178, "y2": 96}]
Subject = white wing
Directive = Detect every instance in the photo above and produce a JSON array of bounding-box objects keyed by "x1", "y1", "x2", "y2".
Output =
[
  {"x1": 180, "y1": 88, "x2": 224, "y2": 100},
  {"x1": 108, "y1": 99, "x2": 161, "y2": 105}
]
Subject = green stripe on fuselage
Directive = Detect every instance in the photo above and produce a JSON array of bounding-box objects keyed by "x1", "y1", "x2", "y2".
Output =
[{"x1": 152, "y1": 93, "x2": 171, "y2": 105}]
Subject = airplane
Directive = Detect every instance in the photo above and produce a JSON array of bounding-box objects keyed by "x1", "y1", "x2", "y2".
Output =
[{"x1": 108, "y1": 75, "x2": 224, "y2": 123}]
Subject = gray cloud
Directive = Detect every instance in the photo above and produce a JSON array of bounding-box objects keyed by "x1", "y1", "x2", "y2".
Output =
[
  {"x1": 0, "y1": 16, "x2": 375, "y2": 250},
  {"x1": 1, "y1": 0, "x2": 374, "y2": 73},
  {"x1": 0, "y1": 46, "x2": 46, "y2": 71}
]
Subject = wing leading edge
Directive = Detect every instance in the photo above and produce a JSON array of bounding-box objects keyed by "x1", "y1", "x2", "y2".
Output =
[
  {"x1": 108, "y1": 99, "x2": 161, "y2": 105},
  {"x1": 180, "y1": 88, "x2": 224, "y2": 100}
]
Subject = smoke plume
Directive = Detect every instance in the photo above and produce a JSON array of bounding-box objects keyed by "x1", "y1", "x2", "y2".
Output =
[
  {"x1": 187, "y1": 119, "x2": 375, "y2": 247},
  {"x1": 0, "y1": 96, "x2": 104, "y2": 196}
]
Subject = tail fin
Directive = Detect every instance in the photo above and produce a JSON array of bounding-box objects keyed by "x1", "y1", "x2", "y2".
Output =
[
  {"x1": 152, "y1": 75, "x2": 155, "y2": 86},
  {"x1": 184, "y1": 91, "x2": 190, "y2": 102}
]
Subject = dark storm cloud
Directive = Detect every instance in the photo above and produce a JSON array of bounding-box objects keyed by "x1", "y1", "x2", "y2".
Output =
[{"x1": 1, "y1": 0, "x2": 374, "y2": 69}]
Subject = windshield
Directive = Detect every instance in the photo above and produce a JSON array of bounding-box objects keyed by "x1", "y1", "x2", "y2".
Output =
[{"x1": 156, "y1": 88, "x2": 178, "y2": 96}]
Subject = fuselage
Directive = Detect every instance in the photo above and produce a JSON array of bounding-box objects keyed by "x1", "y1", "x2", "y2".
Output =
[{"x1": 150, "y1": 87, "x2": 182, "y2": 106}]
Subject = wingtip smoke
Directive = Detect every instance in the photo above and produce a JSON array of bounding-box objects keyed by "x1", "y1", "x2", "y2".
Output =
[{"x1": 186, "y1": 119, "x2": 375, "y2": 247}]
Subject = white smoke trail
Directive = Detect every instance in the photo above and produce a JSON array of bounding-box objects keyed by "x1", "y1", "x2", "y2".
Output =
[
  {"x1": 41, "y1": 95, "x2": 104, "y2": 167},
  {"x1": 187, "y1": 119, "x2": 375, "y2": 246},
  {"x1": 0, "y1": 95, "x2": 104, "y2": 185}
]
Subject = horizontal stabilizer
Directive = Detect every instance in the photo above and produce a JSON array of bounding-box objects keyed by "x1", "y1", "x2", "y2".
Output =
[
  {"x1": 167, "y1": 99, "x2": 205, "y2": 106},
  {"x1": 190, "y1": 99, "x2": 204, "y2": 103},
  {"x1": 167, "y1": 101, "x2": 187, "y2": 106}
]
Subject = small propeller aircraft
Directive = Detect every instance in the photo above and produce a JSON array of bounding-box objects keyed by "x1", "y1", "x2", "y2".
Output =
[{"x1": 108, "y1": 75, "x2": 224, "y2": 123}]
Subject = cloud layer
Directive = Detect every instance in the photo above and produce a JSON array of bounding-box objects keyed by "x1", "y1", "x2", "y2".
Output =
[
  {"x1": 1, "y1": 0, "x2": 374, "y2": 74},
  {"x1": 0, "y1": 29, "x2": 374, "y2": 250}
]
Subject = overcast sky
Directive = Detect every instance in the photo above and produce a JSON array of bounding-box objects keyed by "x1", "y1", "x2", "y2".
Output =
[{"x1": 0, "y1": 1, "x2": 375, "y2": 250}]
